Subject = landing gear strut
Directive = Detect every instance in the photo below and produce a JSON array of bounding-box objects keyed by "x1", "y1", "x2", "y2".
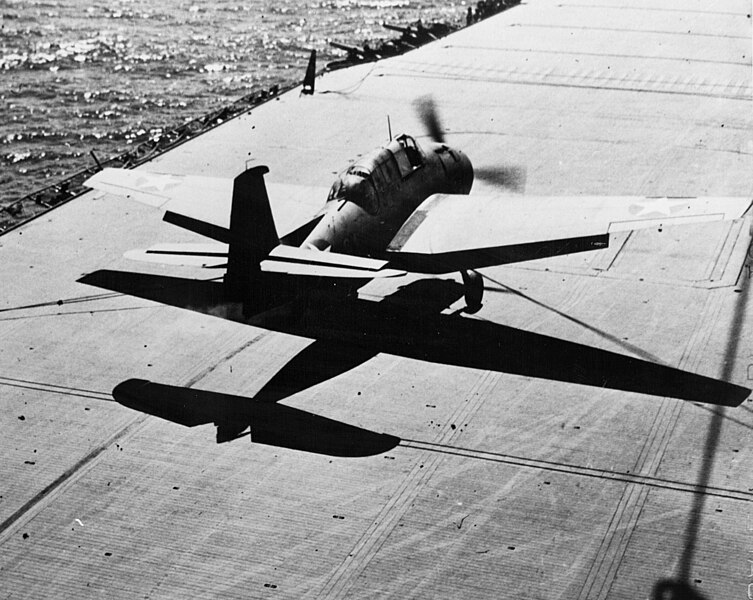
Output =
[{"x1": 461, "y1": 270, "x2": 483, "y2": 313}]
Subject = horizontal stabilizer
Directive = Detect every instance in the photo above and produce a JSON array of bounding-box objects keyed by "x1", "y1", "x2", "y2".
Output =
[
  {"x1": 261, "y1": 260, "x2": 405, "y2": 279},
  {"x1": 261, "y1": 245, "x2": 405, "y2": 278},
  {"x1": 124, "y1": 243, "x2": 228, "y2": 268},
  {"x1": 269, "y1": 245, "x2": 391, "y2": 270},
  {"x1": 387, "y1": 194, "x2": 753, "y2": 273}
]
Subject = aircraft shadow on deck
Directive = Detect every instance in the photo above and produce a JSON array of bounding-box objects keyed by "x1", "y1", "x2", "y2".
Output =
[
  {"x1": 113, "y1": 378, "x2": 400, "y2": 457},
  {"x1": 651, "y1": 579, "x2": 709, "y2": 600},
  {"x1": 81, "y1": 269, "x2": 748, "y2": 452},
  {"x1": 115, "y1": 335, "x2": 394, "y2": 456}
]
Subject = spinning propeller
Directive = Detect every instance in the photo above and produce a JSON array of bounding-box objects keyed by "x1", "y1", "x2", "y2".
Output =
[
  {"x1": 415, "y1": 95, "x2": 527, "y2": 192},
  {"x1": 415, "y1": 96, "x2": 446, "y2": 144}
]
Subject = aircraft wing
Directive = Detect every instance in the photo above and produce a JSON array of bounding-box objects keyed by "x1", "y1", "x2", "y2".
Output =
[
  {"x1": 84, "y1": 168, "x2": 327, "y2": 239},
  {"x1": 84, "y1": 168, "x2": 230, "y2": 209},
  {"x1": 386, "y1": 194, "x2": 753, "y2": 273}
]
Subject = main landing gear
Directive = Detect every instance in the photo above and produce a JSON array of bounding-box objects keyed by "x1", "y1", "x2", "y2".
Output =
[{"x1": 461, "y1": 270, "x2": 483, "y2": 314}]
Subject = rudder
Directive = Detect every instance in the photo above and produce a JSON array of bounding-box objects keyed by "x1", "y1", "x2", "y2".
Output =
[{"x1": 224, "y1": 166, "x2": 279, "y2": 308}]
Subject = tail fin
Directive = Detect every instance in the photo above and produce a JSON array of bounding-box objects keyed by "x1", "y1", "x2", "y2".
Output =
[{"x1": 224, "y1": 166, "x2": 279, "y2": 306}]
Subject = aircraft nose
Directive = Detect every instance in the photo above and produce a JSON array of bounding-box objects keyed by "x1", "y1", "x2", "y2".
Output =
[{"x1": 453, "y1": 149, "x2": 474, "y2": 194}]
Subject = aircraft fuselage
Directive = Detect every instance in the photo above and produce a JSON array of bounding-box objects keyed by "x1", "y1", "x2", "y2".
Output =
[{"x1": 302, "y1": 134, "x2": 473, "y2": 257}]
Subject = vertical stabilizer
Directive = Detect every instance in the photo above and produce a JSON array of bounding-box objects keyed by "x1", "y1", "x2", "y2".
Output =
[{"x1": 224, "y1": 166, "x2": 279, "y2": 307}]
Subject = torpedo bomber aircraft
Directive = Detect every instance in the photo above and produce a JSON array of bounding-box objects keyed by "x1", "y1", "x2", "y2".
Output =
[{"x1": 84, "y1": 99, "x2": 752, "y2": 315}]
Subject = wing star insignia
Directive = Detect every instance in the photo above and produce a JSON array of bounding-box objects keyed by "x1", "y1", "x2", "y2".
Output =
[
  {"x1": 628, "y1": 198, "x2": 690, "y2": 218},
  {"x1": 134, "y1": 173, "x2": 183, "y2": 192}
]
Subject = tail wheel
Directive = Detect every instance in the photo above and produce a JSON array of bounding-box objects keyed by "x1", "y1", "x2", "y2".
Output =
[{"x1": 461, "y1": 270, "x2": 483, "y2": 313}]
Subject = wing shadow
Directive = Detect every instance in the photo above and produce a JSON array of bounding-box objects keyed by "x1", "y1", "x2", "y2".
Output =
[
  {"x1": 250, "y1": 285, "x2": 750, "y2": 407},
  {"x1": 80, "y1": 269, "x2": 750, "y2": 407}
]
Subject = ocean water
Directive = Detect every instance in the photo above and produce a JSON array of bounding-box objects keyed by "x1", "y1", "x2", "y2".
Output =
[{"x1": 0, "y1": 0, "x2": 464, "y2": 208}]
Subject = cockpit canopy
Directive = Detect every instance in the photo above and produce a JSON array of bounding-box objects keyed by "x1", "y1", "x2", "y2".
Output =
[
  {"x1": 394, "y1": 134, "x2": 422, "y2": 171},
  {"x1": 325, "y1": 134, "x2": 427, "y2": 216}
]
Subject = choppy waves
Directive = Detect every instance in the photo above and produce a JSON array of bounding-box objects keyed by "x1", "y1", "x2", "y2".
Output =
[{"x1": 1, "y1": 0, "x2": 463, "y2": 206}]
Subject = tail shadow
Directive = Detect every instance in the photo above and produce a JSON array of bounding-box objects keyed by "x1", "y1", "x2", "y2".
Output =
[
  {"x1": 104, "y1": 278, "x2": 465, "y2": 455},
  {"x1": 113, "y1": 378, "x2": 400, "y2": 456}
]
